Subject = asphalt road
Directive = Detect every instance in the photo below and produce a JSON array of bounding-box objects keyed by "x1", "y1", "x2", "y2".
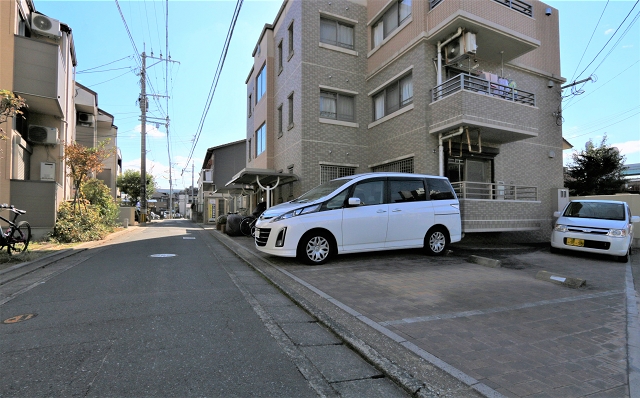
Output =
[{"x1": 0, "y1": 220, "x2": 407, "y2": 397}]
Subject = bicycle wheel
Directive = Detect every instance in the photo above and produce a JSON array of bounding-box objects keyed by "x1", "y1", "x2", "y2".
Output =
[
  {"x1": 239, "y1": 217, "x2": 253, "y2": 236},
  {"x1": 7, "y1": 221, "x2": 31, "y2": 254}
]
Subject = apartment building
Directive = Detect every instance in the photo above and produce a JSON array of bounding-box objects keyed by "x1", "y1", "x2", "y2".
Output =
[
  {"x1": 0, "y1": 0, "x2": 120, "y2": 238},
  {"x1": 239, "y1": 0, "x2": 565, "y2": 241}
]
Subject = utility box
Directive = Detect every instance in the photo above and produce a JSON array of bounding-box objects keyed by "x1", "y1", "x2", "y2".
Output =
[
  {"x1": 552, "y1": 188, "x2": 570, "y2": 212},
  {"x1": 41, "y1": 162, "x2": 55, "y2": 181}
]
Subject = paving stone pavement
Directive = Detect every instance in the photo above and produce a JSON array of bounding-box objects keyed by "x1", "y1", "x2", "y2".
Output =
[{"x1": 212, "y1": 229, "x2": 638, "y2": 398}]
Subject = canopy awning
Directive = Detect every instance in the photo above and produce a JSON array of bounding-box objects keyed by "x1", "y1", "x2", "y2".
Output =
[{"x1": 225, "y1": 168, "x2": 299, "y2": 189}]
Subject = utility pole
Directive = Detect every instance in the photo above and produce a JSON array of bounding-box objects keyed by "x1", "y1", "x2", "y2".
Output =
[
  {"x1": 191, "y1": 162, "x2": 194, "y2": 219},
  {"x1": 139, "y1": 52, "x2": 148, "y2": 223},
  {"x1": 138, "y1": 50, "x2": 179, "y2": 220}
]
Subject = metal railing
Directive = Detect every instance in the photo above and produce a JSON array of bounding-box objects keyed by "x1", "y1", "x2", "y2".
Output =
[
  {"x1": 431, "y1": 74, "x2": 535, "y2": 106},
  {"x1": 451, "y1": 181, "x2": 538, "y2": 201},
  {"x1": 430, "y1": 0, "x2": 532, "y2": 17}
]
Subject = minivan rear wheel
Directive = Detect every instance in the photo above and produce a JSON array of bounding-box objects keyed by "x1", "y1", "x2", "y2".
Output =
[
  {"x1": 298, "y1": 231, "x2": 333, "y2": 265},
  {"x1": 425, "y1": 227, "x2": 448, "y2": 256}
]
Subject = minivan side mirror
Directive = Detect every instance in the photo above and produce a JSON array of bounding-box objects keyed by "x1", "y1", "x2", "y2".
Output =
[
  {"x1": 348, "y1": 197, "x2": 361, "y2": 206},
  {"x1": 631, "y1": 215, "x2": 640, "y2": 223},
  {"x1": 553, "y1": 211, "x2": 562, "y2": 217}
]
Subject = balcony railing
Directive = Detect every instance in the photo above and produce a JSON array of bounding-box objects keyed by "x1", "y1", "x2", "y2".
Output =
[
  {"x1": 431, "y1": 74, "x2": 535, "y2": 106},
  {"x1": 452, "y1": 181, "x2": 538, "y2": 201},
  {"x1": 430, "y1": 0, "x2": 533, "y2": 17}
]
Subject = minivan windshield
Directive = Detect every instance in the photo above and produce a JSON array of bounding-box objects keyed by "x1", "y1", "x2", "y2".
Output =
[
  {"x1": 290, "y1": 177, "x2": 355, "y2": 203},
  {"x1": 563, "y1": 202, "x2": 625, "y2": 221}
]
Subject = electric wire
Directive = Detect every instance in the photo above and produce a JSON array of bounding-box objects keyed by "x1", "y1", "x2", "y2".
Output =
[
  {"x1": 183, "y1": 0, "x2": 244, "y2": 172},
  {"x1": 77, "y1": 55, "x2": 134, "y2": 73},
  {"x1": 574, "y1": 0, "x2": 639, "y2": 80},
  {"x1": 568, "y1": 0, "x2": 609, "y2": 84}
]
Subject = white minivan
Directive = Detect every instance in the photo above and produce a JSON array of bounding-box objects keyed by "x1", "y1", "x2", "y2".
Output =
[{"x1": 254, "y1": 172, "x2": 462, "y2": 264}]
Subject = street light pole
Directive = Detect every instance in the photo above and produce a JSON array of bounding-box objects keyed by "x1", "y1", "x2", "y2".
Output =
[{"x1": 140, "y1": 52, "x2": 147, "y2": 223}]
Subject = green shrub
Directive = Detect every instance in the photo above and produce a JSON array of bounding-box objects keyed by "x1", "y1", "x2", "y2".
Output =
[
  {"x1": 51, "y1": 201, "x2": 113, "y2": 243},
  {"x1": 81, "y1": 178, "x2": 120, "y2": 227}
]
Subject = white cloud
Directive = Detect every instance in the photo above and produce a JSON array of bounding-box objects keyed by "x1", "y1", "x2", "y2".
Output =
[
  {"x1": 134, "y1": 123, "x2": 165, "y2": 138},
  {"x1": 612, "y1": 139, "x2": 640, "y2": 160},
  {"x1": 604, "y1": 28, "x2": 614, "y2": 35}
]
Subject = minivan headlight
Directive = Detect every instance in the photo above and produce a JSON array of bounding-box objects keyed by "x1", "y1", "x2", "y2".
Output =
[
  {"x1": 554, "y1": 224, "x2": 568, "y2": 233},
  {"x1": 271, "y1": 204, "x2": 321, "y2": 223},
  {"x1": 607, "y1": 228, "x2": 628, "y2": 238}
]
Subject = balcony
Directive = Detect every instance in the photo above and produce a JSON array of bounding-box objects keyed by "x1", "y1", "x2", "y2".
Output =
[
  {"x1": 452, "y1": 181, "x2": 542, "y2": 233},
  {"x1": 426, "y1": 0, "x2": 539, "y2": 65},
  {"x1": 432, "y1": 74, "x2": 534, "y2": 106},
  {"x1": 430, "y1": 0, "x2": 533, "y2": 18},
  {"x1": 428, "y1": 74, "x2": 538, "y2": 144},
  {"x1": 452, "y1": 181, "x2": 537, "y2": 201},
  {"x1": 13, "y1": 36, "x2": 65, "y2": 117}
]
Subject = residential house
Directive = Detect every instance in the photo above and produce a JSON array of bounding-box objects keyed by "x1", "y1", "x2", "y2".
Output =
[
  {"x1": 197, "y1": 140, "x2": 252, "y2": 224},
  {"x1": 0, "y1": 0, "x2": 119, "y2": 239},
  {"x1": 234, "y1": 0, "x2": 566, "y2": 242}
]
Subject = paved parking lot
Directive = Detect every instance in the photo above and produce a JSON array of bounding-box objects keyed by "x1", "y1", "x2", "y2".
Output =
[{"x1": 214, "y1": 230, "x2": 638, "y2": 398}]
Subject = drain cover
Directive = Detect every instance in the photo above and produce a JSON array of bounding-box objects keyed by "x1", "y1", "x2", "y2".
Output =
[
  {"x1": 3, "y1": 314, "x2": 37, "y2": 324},
  {"x1": 150, "y1": 254, "x2": 177, "y2": 258}
]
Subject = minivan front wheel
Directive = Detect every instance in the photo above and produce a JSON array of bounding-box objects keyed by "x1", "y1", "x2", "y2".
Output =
[
  {"x1": 298, "y1": 231, "x2": 333, "y2": 265},
  {"x1": 425, "y1": 227, "x2": 448, "y2": 256}
]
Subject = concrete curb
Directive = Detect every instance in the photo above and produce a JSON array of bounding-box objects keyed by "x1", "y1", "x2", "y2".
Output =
[
  {"x1": 535, "y1": 270, "x2": 586, "y2": 289},
  {"x1": 467, "y1": 255, "x2": 501, "y2": 268}
]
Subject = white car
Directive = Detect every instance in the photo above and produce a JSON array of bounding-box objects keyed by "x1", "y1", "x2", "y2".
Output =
[
  {"x1": 551, "y1": 200, "x2": 639, "y2": 262},
  {"x1": 254, "y1": 172, "x2": 462, "y2": 265}
]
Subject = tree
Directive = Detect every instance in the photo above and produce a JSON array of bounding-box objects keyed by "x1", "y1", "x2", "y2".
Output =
[
  {"x1": 64, "y1": 140, "x2": 114, "y2": 209},
  {"x1": 565, "y1": 135, "x2": 626, "y2": 196},
  {"x1": 116, "y1": 169, "x2": 156, "y2": 205},
  {"x1": 0, "y1": 89, "x2": 27, "y2": 152}
]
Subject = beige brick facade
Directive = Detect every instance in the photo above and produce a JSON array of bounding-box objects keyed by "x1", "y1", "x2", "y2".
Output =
[{"x1": 246, "y1": 0, "x2": 565, "y2": 242}]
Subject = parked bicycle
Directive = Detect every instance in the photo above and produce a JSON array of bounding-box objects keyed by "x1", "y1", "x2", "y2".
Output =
[
  {"x1": 239, "y1": 202, "x2": 267, "y2": 238},
  {"x1": 0, "y1": 204, "x2": 31, "y2": 255}
]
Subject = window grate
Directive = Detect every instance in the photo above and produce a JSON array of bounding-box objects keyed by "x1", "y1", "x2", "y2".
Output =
[
  {"x1": 321, "y1": 165, "x2": 356, "y2": 184},
  {"x1": 372, "y1": 157, "x2": 414, "y2": 173}
]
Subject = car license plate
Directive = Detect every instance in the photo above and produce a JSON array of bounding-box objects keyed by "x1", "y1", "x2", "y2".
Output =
[{"x1": 566, "y1": 238, "x2": 584, "y2": 247}]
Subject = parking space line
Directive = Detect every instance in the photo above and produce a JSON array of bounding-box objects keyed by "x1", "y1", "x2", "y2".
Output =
[{"x1": 380, "y1": 290, "x2": 624, "y2": 326}]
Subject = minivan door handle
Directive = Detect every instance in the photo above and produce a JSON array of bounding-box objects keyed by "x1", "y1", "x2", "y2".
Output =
[
  {"x1": 392, "y1": 209, "x2": 402, "y2": 212},
  {"x1": 376, "y1": 210, "x2": 387, "y2": 213}
]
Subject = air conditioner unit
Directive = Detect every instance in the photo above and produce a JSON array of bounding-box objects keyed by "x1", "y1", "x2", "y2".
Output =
[
  {"x1": 31, "y1": 14, "x2": 61, "y2": 39},
  {"x1": 77, "y1": 113, "x2": 95, "y2": 127},
  {"x1": 445, "y1": 32, "x2": 477, "y2": 64},
  {"x1": 27, "y1": 125, "x2": 58, "y2": 145}
]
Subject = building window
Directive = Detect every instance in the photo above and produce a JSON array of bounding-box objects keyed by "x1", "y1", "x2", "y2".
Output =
[
  {"x1": 288, "y1": 93, "x2": 294, "y2": 128},
  {"x1": 320, "y1": 165, "x2": 356, "y2": 184},
  {"x1": 248, "y1": 94, "x2": 252, "y2": 117},
  {"x1": 371, "y1": 157, "x2": 414, "y2": 173},
  {"x1": 320, "y1": 18, "x2": 354, "y2": 50},
  {"x1": 320, "y1": 90, "x2": 355, "y2": 121},
  {"x1": 277, "y1": 105, "x2": 283, "y2": 137},
  {"x1": 256, "y1": 65, "x2": 266, "y2": 103},
  {"x1": 277, "y1": 40, "x2": 283, "y2": 73},
  {"x1": 256, "y1": 123, "x2": 266, "y2": 156},
  {"x1": 288, "y1": 22, "x2": 294, "y2": 58},
  {"x1": 372, "y1": 0, "x2": 412, "y2": 48},
  {"x1": 248, "y1": 138, "x2": 252, "y2": 161},
  {"x1": 373, "y1": 73, "x2": 412, "y2": 120}
]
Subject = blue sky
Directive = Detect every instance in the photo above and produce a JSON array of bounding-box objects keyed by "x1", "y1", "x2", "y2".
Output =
[{"x1": 36, "y1": 0, "x2": 639, "y2": 190}]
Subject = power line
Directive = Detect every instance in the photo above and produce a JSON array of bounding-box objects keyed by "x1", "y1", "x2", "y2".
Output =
[
  {"x1": 77, "y1": 55, "x2": 134, "y2": 73},
  {"x1": 183, "y1": 0, "x2": 244, "y2": 172},
  {"x1": 574, "y1": 0, "x2": 639, "y2": 80},
  {"x1": 569, "y1": 0, "x2": 609, "y2": 84}
]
